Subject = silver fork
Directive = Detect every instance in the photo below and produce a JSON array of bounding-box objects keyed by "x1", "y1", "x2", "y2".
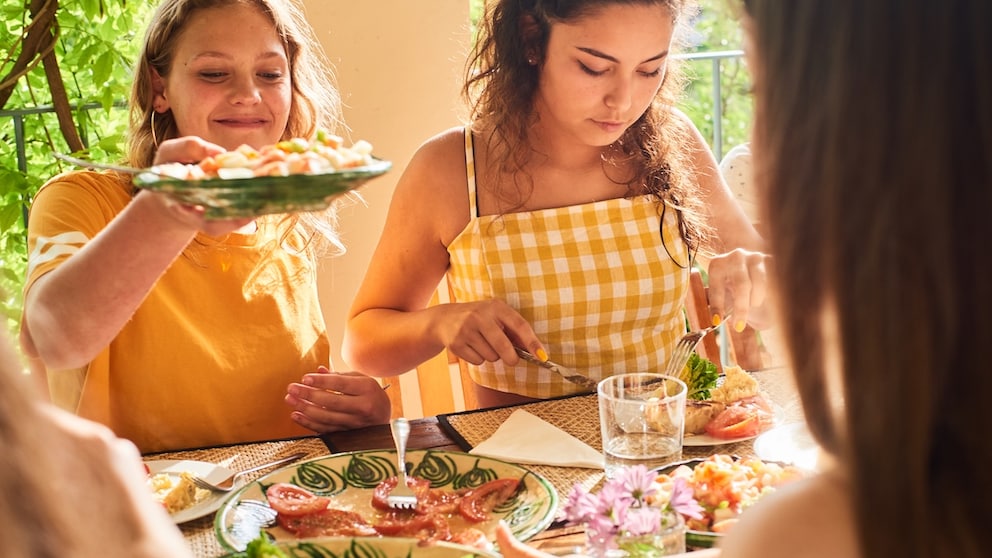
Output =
[
  {"x1": 189, "y1": 452, "x2": 307, "y2": 493},
  {"x1": 513, "y1": 347, "x2": 598, "y2": 390},
  {"x1": 662, "y1": 315, "x2": 733, "y2": 377},
  {"x1": 385, "y1": 417, "x2": 418, "y2": 510}
]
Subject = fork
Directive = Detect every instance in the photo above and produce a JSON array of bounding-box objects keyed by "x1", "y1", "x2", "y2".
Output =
[
  {"x1": 662, "y1": 314, "x2": 733, "y2": 377},
  {"x1": 513, "y1": 347, "x2": 598, "y2": 390},
  {"x1": 189, "y1": 451, "x2": 307, "y2": 493},
  {"x1": 385, "y1": 417, "x2": 418, "y2": 510}
]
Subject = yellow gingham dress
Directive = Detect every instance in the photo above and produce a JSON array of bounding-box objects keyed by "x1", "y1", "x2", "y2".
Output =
[{"x1": 446, "y1": 129, "x2": 690, "y2": 398}]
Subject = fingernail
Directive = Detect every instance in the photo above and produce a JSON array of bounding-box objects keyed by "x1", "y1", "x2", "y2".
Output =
[
  {"x1": 711, "y1": 314, "x2": 722, "y2": 327},
  {"x1": 302, "y1": 376, "x2": 314, "y2": 386},
  {"x1": 536, "y1": 348, "x2": 549, "y2": 362},
  {"x1": 734, "y1": 320, "x2": 746, "y2": 332}
]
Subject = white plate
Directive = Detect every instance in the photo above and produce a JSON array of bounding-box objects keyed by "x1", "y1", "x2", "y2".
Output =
[
  {"x1": 145, "y1": 459, "x2": 236, "y2": 524},
  {"x1": 753, "y1": 422, "x2": 821, "y2": 470},
  {"x1": 683, "y1": 431, "x2": 760, "y2": 446}
]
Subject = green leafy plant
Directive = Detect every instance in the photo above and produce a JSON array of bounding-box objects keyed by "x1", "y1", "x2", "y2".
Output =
[{"x1": 0, "y1": 0, "x2": 152, "y2": 336}]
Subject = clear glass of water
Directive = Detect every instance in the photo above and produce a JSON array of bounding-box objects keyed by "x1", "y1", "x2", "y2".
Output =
[{"x1": 598, "y1": 373, "x2": 687, "y2": 478}]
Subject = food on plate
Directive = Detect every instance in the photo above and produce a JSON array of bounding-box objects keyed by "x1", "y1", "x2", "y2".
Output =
[
  {"x1": 263, "y1": 477, "x2": 520, "y2": 549},
  {"x1": 708, "y1": 363, "x2": 760, "y2": 404},
  {"x1": 144, "y1": 129, "x2": 376, "y2": 181},
  {"x1": 236, "y1": 534, "x2": 290, "y2": 558},
  {"x1": 147, "y1": 470, "x2": 209, "y2": 514},
  {"x1": 653, "y1": 454, "x2": 807, "y2": 534},
  {"x1": 683, "y1": 399, "x2": 726, "y2": 434},
  {"x1": 685, "y1": 365, "x2": 776, "y2": 440},
  {"x1": 676, "y1": 353, "x2": 721, "y2": 400}
]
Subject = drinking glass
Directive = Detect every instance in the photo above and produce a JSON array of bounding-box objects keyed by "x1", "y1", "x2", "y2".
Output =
[{"x1": 598, "y1": 373, "x2": 687, "y2": 478}]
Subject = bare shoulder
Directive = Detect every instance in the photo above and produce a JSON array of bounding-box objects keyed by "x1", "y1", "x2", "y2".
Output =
[
  {"x1": 718, "y1": 471, "x2": 859, "y2": 558},
  {"x1": 387, "y1": 125, "x2": 472, "y2": 245},
  {"x1": 402, "y1": 126, "x2": 469, "y2": 185}
]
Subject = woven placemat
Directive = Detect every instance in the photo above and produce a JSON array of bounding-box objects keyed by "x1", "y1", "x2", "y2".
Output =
[
  {"x1": 440, "y1": 394, "x2": 607, "y2": 518},
  {"x1": 148, "y1": 437, "x2": 331, "y2": 558},
  {"x1": 439, "y1": 367, "x2": 805, "y2": 518}
]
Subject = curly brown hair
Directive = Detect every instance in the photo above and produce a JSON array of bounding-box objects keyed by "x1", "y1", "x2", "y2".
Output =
[{"x1": 464, "y1": 0, "x2": 707, "y2": 254}]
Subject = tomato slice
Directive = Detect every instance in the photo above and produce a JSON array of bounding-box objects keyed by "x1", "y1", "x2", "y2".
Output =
[
  {"x1": 277, "y1": 508, "x2": 377, "y2": 537},
  {"x1": 705, "y1": 406, "x2": 761, "y2": 439},
  {"x1": 371, "y1": 476, "x2": 433, "y2": 512},
  {"x1": 458, "y1": 478, "x2": 520, "y2": 523},
  {"x1": 374, "y1": 512, "x2": 451, "y2": 544},
  {"x1": 448, "y1": 527, "x2": 492, "y2": 550},
  {"x1": 265, "y1": 483, "x2": 331, "y2": 517}
]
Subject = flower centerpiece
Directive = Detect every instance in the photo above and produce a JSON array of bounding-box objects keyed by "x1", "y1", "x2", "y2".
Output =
[{"x1": 562, "y1": 465, "x2": 704, "y2": 558}]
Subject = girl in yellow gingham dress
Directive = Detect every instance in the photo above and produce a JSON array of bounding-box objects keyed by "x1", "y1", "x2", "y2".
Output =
[
  {"x1": 447, "y1": 130, "x2": 689, "y2": 398},
  {"x1": 344, "y1": 0, "x2": 769, "y2": 408}
]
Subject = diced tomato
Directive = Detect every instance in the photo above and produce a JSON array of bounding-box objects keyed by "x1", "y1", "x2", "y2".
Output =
[
  {"x1": 705, "y1": 406, "x2": 761, "y2": 439},
  {"x1": 265, "y1": 483, "x2": 331, "y2": 517},
  {"x1": 458, "y1": 478, "x2": 520, "y2": 523},
  {"x1": 277, "y1": 508, "x2": 377, "y2": 537}
]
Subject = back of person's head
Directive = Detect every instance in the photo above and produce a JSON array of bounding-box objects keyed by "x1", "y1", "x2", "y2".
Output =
[
  {"x1": 743, "y1": 0, "x2": 992, "y2": 555},
  {"x1": 127, "y1": 0, "x2": 342, "y2": 168},
  {"x1": 0, "y1": 331, "x2": 77, "y2": 556}
]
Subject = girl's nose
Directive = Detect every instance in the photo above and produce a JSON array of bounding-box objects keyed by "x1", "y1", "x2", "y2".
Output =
[
  {"x1": 229, "y1": 76, "x2": 261, "y2": 105},
  {"x1": 604, "y1": 77, "x2": 633, "y2": 113}
]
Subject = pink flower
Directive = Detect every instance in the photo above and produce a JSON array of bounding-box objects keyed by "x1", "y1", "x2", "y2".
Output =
[
  {"x1": 563, "y1": 465, "x2": 700, "y2": 543},
  {"x1": 667, "y1": 477, "x2": 704, "y2": 520}
]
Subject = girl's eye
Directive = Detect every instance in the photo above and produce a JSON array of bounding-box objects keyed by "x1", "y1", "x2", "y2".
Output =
[
  {"x1": 639, "y1": 68, "x2": 662, "y2": 78},
  {"x1": 199, "y1": 71, "x2": 227, "y2": 80},
  {"x1": 578, "y1": 62, "x2": 607, "y2": 77},
  {"x1": 259, "y1": 72, "x2": 284, "y2": 80}
]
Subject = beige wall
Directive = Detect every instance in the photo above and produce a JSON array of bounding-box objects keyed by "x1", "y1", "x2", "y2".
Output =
[{"x1": 301, "y1": 1, "x2": 472, "y2": 368}]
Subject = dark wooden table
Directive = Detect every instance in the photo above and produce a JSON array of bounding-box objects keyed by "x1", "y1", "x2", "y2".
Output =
[{"x1": 169, "y1": 367, "x2": 800, "y2": 556}]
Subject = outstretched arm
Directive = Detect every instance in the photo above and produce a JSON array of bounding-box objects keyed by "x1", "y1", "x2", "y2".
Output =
[{"x1": 21, "y1": 137, "x2": 253, "y2": 370}]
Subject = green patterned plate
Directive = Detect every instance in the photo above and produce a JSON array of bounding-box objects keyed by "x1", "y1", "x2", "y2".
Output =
[
  {"x1": 217, "y1": 536, "x2": 501, "y2": 558},
  {"x1": 134, "y1": 158, "x2": 391, "y2": 219},
  {"x1": 213, "y1": 449, "x2": 558, "y2": 552}
]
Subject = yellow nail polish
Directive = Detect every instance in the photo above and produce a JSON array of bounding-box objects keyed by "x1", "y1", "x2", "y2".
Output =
[
  {"x1": 536, "y1": 348, "x2": 549, "y2": 362},
  {"x1": 711, "y1": 314, "x2": 722, "y2": 327},
  {"x1": 734, "y1": 320, "x2": 746, "y2": 332}
]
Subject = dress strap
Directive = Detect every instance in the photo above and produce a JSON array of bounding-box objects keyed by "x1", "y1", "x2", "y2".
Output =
[{"x1": 463, "y1": 126, "x2": 479, "y2": 218}]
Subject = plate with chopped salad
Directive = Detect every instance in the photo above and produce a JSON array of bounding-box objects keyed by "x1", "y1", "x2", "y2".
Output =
[
  {"x1": 652, "y1": 454, "x2": 808, "y2": 548},
  {"x1": 133, "y1": 131, "x2": 391, "y2": 218}
]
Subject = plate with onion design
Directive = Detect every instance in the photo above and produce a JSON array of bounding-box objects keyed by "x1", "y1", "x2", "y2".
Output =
[{"x1": 213, "y1": 449, "x2": 558, "y2": 552}]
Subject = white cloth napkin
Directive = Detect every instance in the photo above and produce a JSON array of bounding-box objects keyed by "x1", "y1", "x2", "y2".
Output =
[{"x1": 469, "y1": 409, "x2": 604, "y2": 469}]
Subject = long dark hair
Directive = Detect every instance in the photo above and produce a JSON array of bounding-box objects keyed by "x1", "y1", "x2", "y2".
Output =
[
  {"x1": 745, "y1": 0, "x2": 992, "y2": 555},
  {"x1": 464, "y1": 0, "x2": 709, "y2": 254}
]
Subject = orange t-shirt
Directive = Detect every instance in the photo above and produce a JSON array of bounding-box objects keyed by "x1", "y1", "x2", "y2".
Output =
[{"x1": 25, "y1": 171, "x2": 329, "y2": 452}]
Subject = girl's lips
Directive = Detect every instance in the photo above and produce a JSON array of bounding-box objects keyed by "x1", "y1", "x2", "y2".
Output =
[
  {"x1": 593, "y1": 120, "x2": 626, "y2": 133},
  {"x1": 215, "y1": 118, "x2": 268, "y2": 127}
]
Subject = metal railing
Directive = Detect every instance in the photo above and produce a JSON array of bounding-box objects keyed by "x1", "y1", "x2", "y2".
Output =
[
  {"x1": 676, "y1": 49, "x2": 746, "y2": 161},
  {"x1": 1, "y1": 50, "x2": 746, "y2": 181}
]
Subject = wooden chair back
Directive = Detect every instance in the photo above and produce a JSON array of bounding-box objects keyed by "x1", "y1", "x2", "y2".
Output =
[{"x1": 684, "y1": 267, "x2": 765, "y2": 372}]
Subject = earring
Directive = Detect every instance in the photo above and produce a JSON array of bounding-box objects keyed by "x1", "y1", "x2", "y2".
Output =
[
  {"x1": 150, "y1": 110, "x2": 159, "y2": 149},
  {"x1": 527, "y1": 56, "x2": 538, "y2": 65}
]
